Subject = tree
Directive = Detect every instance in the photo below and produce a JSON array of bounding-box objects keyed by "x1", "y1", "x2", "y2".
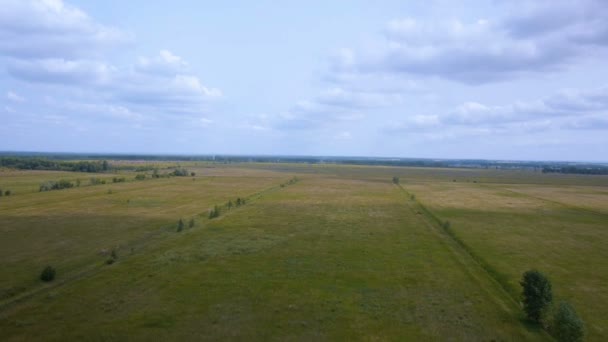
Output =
[
  {"x1": 520, "y1": 270, "x2": 553, "y2": 323},
  {"x1": 5, "y1": 190, "x2": 11, "y2": 196},
  {"x1": 551, "y1": 301, "x2": 584, "y2": 342},
  {"x1": 392, "y1": 176, "x2": 400, "y2": 184},
  {"x1": 40, "y1": 266, "x2": 56, "y2": 282},
  {"x1": 188, "y1": 218, "x2": 195, "y2": 228},
  {"x1": 177, "y1": 218, "x2": 185, "y2": 232},
  {"x1": 102, "y1": 160, "x2": 109, "y2": 171},
  {"x1": 208, "y1": 205, "x2": 220, "y2": 219}
]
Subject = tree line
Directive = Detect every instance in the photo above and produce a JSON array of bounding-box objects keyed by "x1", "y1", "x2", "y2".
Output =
[{"x1": 0, "y1": 157, "x2": 110, "y2": 173}]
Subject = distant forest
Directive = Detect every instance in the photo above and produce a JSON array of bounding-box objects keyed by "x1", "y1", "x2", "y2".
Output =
[
  {"x1": 1, "y1": 153, "x2": 607, "y2": 175},
  {"x1": 542, "y1": 166, "x2": 608, "y2": 175}
]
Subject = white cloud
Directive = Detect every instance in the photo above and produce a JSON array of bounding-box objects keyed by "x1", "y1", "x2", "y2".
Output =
[
  {"x1": 0, "y1": 0, "x2": 132, "y2": 59},
  {"x1": 7, "y1": 91, "x2": 25, "y2": 102},
  {"x1": 7, "y1": 58, "x2": 115, "y2": 85},
  {"x1": 330, "y1": 1, "x2": 608, "y2": 84},
  {"x1": 387, "y1": 85, "x2": 608, "y2": 134},
  {"x1": 136, "y1": 50, "x2": 189, "y2": 75}
]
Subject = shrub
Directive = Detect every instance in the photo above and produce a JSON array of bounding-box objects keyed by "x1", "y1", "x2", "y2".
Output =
[
  {"x1": 208, "y1": 205, "x2": 221, "y2": 219},
  {"x1": 112, "y1": 177, "x2": 126, "y2": 183},
  {"x1": 171, "y1": 168, "x2": 189, "y2": 176},
  {"x1": 392, "y1": 176, "x2": 400, "y2": 184},
  {"x1": 5, "y1": 190, "x2": 11, "y2": 196},
  {"x1": 520, "y1": 270, "x2": 553, "y2": 323},
  {"x1": 40, "y1": 266, "x2": 56, "y2": 282},
  {"x1": 188, "y1": 218, "x2": 195, "y2": 228},
  {"x1": 177, "y1": 219, "x2": 185, "y2": 232},
  {"x1": 90, "y1": 177, "x2": 106, "y2": 185},
  {"x1": 106, "y1": 249, "x2": 118, "y2": 264},
  {"x1": 134, "y1": 174, "x2": 146, "y2": 180},
  {"x1": 39, "y1": 179, "x2": 74, "y2": 192},
  {"x1": 190, "y1": 172, "x2": 196, "y2": 177},
  {"x1": 550, "y1": 301, "x2": 584, "y2": 342}
]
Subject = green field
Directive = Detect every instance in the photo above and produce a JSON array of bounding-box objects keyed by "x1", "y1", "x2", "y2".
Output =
[{"x1": 1, "y1": 163, "x2": 607, "y2": 340}]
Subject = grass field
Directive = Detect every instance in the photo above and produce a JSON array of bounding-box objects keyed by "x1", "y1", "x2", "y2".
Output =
[{"x1": 1, "y1": 162, "x2": 606, "y2": 340}]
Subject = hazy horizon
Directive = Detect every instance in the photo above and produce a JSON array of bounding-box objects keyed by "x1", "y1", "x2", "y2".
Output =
[{"x1": 1, "y1": 1, "x2": 607, "y2": 161}]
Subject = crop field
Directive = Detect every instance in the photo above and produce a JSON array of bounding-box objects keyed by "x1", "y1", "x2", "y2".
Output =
[{"x1": 1, "y1": 162, "x2": 607, "y2": 340}]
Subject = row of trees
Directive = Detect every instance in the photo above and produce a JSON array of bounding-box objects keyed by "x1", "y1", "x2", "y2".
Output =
[
  {"x1": 520, "y1": 270, "x2": 585, "y2": 341},
  {"x1": 39, "y1": 179, "x2": 75, "y2": 192},
  {"x1": 0, "y1": 157, "x2": 110, "y2": 173}
]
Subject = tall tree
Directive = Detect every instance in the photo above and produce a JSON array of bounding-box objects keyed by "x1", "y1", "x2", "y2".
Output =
[{"x1": 520, "y1": 270, "x2": 553, "y2": 323}]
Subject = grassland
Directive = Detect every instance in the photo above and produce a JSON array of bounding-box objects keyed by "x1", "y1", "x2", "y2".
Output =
[{"x1": 1, "y1": 162, "x2": 606, "y2": 340}]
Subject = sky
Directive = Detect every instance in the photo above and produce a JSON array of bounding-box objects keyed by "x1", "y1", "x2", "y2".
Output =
[{"x1": 1, "y1": 0, "x2": 607, "y2": 161}]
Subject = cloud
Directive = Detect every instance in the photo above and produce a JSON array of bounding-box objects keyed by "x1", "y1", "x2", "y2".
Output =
[
  {"x1": 0, "y1": 2, "x2": 220, "y2": 121},
  {"x1": 330, "y1": 1, "x2": 608, "y2": 84},
  {"x1": 0, "y1": 0, "x2": 132, "y2": 59},
  {"x1": 387, "y1": 85, "x2": 608, "y2": 134},
  {"x1": 7, "y1": 91, "x2": 25, "y2": 102},
  {"x1": 276, "y1": 87, "x2": 399, "y2": 130},
  {"x1": 135, "y1": 49, "x2": 189, "y2": 75},
  {"x1": 7, "y1": 58, "x2": 115, "y2": 85}
]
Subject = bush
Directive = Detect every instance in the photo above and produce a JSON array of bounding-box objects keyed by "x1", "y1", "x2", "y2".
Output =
[
  {"x1": 112, "y1": 177, "x2": 126, "y2": 183},
  {"x1": 392, "y1": 176, "x2": 400, "y2": 184},
  {"x1": 208, "y1": 205, "x2": 221, "y2": 219},
  {"x1": 177, "y1": 218, "x2": 185, "y2": 232},
  {"x1": 39, "y1": 179, "x2": 74, "y2": 192},
  {"x1": 40, "y1": 266, "x2": 56, "y2": 282},
  {"x1": 90, "y1": 177, "x2": 106, "y2": 185},
  {"x1": 520, "y1": 270, "x2": 553, "y2": 323},
  {"x1": 106, "y1": 249, "x2": 118, "y2": 264},
  {"x1": 171, "y1": 168, "x2": 189, "y2": 176},
  {"x1": 5, "y1": 190, "x2": 11, "y2": 196},
  {"x1": 551, "y1": 301, "x2": 584, "y2": 342},
  {"x1": 188, "y1": 218, "x2": 195, "y2": 228},
  {"x1": 134, "y1": 174, "x2": 146, "y2": 180}
]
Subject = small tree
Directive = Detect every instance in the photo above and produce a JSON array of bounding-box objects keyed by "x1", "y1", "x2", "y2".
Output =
[
  {"x1": 40, "y1": 266, "x2": 56, "y2": 282},
  {"x1": 188, "y1": 218, "x2": 195, "y2": 228},
  {"x1": 551, "y1": 301, "x2": 584, "y2": 342},
  {"x1": 208, "y1": 205, "x2": 220, "y2": 219},
  {"x1": 520, "y1": 270, "x2": 553, "y2": 323},
  {"x1": 177, "y1": 218, "x2": 185, "y2": 232}
]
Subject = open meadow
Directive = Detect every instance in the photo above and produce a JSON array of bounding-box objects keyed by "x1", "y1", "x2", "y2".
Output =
[{"x1": 1, "y1": 162, "x2": 607, "y2": 340}]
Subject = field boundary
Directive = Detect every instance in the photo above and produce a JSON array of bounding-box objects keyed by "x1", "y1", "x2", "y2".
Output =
[{"x1": 395, "y1": 183, "x2": 523, "y2": 308}]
